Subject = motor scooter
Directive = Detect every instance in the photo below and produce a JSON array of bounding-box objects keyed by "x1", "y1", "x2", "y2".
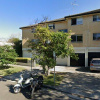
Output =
[
  {"x1": 13, "y1": 71, "x2": 33, "y2": 93},
  {"x1": 31, "y1": 75, "x2": 43, "y2": 99}
]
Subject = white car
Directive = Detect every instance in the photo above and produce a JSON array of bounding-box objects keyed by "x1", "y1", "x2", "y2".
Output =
[{"x1": 90, "y1": 58, "x2": 100, "y2": 71}]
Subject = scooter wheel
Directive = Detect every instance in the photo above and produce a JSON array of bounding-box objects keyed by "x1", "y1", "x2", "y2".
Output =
[{"x1": 14, "y1": 87, "x2": 21, "y2": 94}]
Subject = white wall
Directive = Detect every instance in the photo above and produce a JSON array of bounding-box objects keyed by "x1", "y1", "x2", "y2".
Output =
[{"x1": 56, "y1": 57, "x2": 68, "y2": 66}]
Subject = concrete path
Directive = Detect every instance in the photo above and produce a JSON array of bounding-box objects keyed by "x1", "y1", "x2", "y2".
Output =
[{"x1": 50, "y1": 66, "x2": 86, "y2": 73}]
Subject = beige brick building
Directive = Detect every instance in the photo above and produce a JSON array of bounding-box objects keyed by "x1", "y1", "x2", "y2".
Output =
[{"x1": 20, "y1": 9, "x2": 100, "y2": 67}]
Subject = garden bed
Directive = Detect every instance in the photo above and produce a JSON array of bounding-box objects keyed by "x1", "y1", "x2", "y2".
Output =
[{"x1": 43, "y1": 73, "x2": 65, "y2": 86}]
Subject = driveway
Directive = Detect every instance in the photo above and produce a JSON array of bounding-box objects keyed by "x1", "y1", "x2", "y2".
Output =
[
  {"x1": 54, "y1": 67, "x2": 100, "y2": 100},
  {"x1": 0, "y1": 66, "x2": 100, "y2": 100},
  {"x1": 0, "y1": 69, "x2": 76, "y2": 100},
  {"x1": 0, "y1": 75, "x2": 75, "y2": 100}
]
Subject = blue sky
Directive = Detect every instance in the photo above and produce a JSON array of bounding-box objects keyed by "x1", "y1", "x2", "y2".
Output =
[{"x1": 0, "y1": 0, "x2": 100, "y2": 40}]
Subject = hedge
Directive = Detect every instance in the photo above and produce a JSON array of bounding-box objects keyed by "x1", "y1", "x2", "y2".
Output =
[{"x1": 16, "y1": 57, "x2": 31, "y2": 63}]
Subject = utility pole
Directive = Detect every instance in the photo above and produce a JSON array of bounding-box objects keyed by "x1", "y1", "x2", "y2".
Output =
[{"x1": 53, "y1": 51, "x2": 56, "y2": 86}]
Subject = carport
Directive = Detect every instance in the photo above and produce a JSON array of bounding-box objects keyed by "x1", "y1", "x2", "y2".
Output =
[
  {"x1": 70, "y1": 53, "x2": 85, "y2": 67},
  {"x1": 88, "y1": 52, "x2": 100, "y2": 66}
]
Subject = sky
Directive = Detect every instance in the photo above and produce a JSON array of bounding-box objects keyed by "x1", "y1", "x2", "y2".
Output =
[{"x1": 0, "y1": 0, "x2": 100, "y2": 40}]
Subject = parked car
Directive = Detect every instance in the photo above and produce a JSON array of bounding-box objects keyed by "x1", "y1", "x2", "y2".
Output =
[{"x1": 90, "y1": 58, "x2": 100, "y2": 71}]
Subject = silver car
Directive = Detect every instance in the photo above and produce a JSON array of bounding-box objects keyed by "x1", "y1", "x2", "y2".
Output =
[{"x1": 90, "y1": 58, "x2": 100, "y2": 71}]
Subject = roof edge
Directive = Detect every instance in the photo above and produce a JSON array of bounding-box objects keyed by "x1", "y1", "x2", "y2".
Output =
[{"x1": 65, "y1": 9, "x2": 100, "y2": 18}]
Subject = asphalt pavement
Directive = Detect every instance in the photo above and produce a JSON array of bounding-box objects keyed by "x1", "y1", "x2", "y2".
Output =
[{"x1": 0, "y1": 65, "x2": 100, "y2": 100}]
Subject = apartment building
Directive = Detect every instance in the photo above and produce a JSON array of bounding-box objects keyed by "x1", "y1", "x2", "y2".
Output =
[{"x1": 20, "y1": 9, "x2": 100, "y2": 67}]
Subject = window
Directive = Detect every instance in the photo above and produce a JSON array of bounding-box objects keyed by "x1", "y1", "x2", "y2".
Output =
[
  {"x1": 71, "y1": 17, "x2": 83, "y2": 25},
  {"x1": 93, "y1": 33, "x2": 100, "y2": 40},
  {"x1": 71, "y1": 18, "x2": 76, "y2": 25},
  {"x1": 58, "y1": 29, "x2": 68, "y2": 33},
  {"x1": 93, "y1": 15, "x2": 100, "y2": 21},
  {"x1": 31, "y1": 39, "x2": 39, "y2": 43},
  {"x1": 77, "y1": 18, "x2": 83, "y2": 25},
  {"x1": 48, "y1": 24, "x2": 55, "y2": 29},
  {"x1": 71, "y1": 35, "x2": 83, "y2": 42},
  {"x1": 31, "y1": 28, "x2": 35, "y2": 33}
]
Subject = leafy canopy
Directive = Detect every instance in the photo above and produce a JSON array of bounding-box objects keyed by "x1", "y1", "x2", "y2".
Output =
[
  {"x1": 29, "y1": 26, "x2": 78, "y2": 69},
  {"x1": 0, "y1": 45, "x2": 18, "y2": 67},
  {"x1": 8, "y1": 38, "x2": 22, "y2": 57}
]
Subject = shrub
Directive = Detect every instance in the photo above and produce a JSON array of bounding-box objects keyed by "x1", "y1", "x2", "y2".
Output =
[
  {"x1": 16, "y1": 57, "x2": 31, "y2": 63},
  {"x1": 0, "y1": 45, "x2": 18, "y2": 67}
]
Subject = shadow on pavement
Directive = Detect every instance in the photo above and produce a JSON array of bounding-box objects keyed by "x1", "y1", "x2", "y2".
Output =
[
  {"x1": 6, "y1": 84, "x2": 73, "y2": 100},
  {"x1": 75, "y1": 67, "x2": 90, "y2": 72},
  {"x1": 0, "y1": 69, "x2": 43, "y2": 82},
  {"x1": 57, "y1": 72, "x2": 100, "y2": 99},
  {"x1": 7, "y1": 84, "x2": 31, "y2": 99},
  {"x1": 4, "y1": 69, "x2": 44, "y2": 100},
  {"x1": 76, "y1": 66, "x2": 100, "y2": 73},
  {"x1": 7, "y1": 84, "x2": 14, "y2": 93}
]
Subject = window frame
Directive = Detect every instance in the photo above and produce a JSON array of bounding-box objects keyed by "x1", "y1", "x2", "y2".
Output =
[
  {"x1": 71, "y1": 17, "x2": 83, "y2": 25},
  {"x1": 31, "y1": 28, "x2": 35, "y2": 33},
  {"x1": 71, "y1": 35, "x2": 83, "y2": 42},
  {"x1": 93, "y1": 33, "x2": 100, "y2": 41},
  {"x1": 48, "y1": 24, "x2": 55, "y2": 29},
  {"x1": 77, "y1": 18, "x2": 83, "y2": 25},
  {"x1": 31, "y1": 39, "x2": 40, "y2": 44},
  {"x1": 93, "y1": 15, "x2": 100, "y2": 22},
  {"x1": 58, "y1": 29, "x2": 68, "y2": 33}
]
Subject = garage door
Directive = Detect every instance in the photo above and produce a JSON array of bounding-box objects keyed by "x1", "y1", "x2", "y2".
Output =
[
  {"x1": 88, "y1": 52, "x2": 100, "y2": 66},
  {"x1": 70, "y1": 53, "x2": 85, "y2": 66},
  {"x1": 56, "y1": 57, "x2": 67, "y2": 66}
]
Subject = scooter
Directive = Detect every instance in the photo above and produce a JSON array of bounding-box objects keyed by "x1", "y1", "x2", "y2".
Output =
[
  {"x1": 31, "y1": 75, "x2": 43, "y2": 99},
  {"x1": 13, "y1": 71, "x2": 33, "y2": 93}
]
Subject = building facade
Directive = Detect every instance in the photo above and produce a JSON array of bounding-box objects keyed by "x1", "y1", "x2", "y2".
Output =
[{"x1": 20, "y1": 9, "x2": 100, "y2": 67}]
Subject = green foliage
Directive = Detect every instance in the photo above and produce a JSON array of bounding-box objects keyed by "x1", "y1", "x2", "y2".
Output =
[
  {"x1": 0, "y1": 45, "x2": 18, "y2": 67},
  {"x1": 16, "y1": 57, "x2": 31, "y2": 63},
  {"x1": 8, "y1": 38, "x2": 22, "y2": 57},
  {"x1": 0, "y1": 66, "x2": 25, "y2": 76},
  {"x1": 28, "y1": 26, "x2": 78, "y2": 74},
  {"x1": 8, "y1": 38, "x2": 19, "y2": 43},
  {"x1": 43, "y1": 73, "x2": 65, "y2": 86}
]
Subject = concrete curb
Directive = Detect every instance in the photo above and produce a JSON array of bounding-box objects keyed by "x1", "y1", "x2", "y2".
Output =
[{"x1": 43, "y1": 85, "x2": 98, "y2": 100}]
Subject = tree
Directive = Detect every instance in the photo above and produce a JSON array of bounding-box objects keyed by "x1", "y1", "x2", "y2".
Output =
[
  {"x1": 8, "y1": 37, "x2": 22, "y2": 57},
  {"x1": 0, "y1": 45, "x2": 18, "y2": 67},
  {"x1": 28, "y1": 26, "x2": 78, "y2": 75}
]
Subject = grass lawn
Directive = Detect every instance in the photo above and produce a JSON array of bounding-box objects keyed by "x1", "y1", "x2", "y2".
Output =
[
  {"x1": 0, "y1": 66, "x2": 25, "y2": 76},
  {"x1": 43, "y1": 73, "x2": 65, "y2": 86}
]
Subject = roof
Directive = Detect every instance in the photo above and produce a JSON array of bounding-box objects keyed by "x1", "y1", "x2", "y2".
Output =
[
  {"x1": 65, "y1": 9, "x2": 100, "y2": 18},
  {"x1": 19, "y1": 24, "x2": 38, "y2": 29},
  {"x1": 20, "y1": 9, "x2": 100, "y2": 29},
  {"x1": 20, "y1": 18, "x2": 66, "y2": 29},
  {"x1": 40, "y1": 18, "x2": 66, "y2": 24}
]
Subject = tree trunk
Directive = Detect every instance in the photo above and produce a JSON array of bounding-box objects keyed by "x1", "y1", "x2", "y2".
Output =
[
  {"x1": 47, "y1": 68, "x2": 50, "y2": 76},
  {"x1": 42, "y1": 65, "x2": 50, "y2": 76},
  {"x1": 46, "y1": 66, "x2": 50, "y2": 76},
  {"x1": 42, "y1": 65, "x2": 46, "y2": 74}
]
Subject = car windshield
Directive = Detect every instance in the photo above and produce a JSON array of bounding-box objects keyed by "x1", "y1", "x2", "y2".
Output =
[{"x1": 92, "y1": 60, "x2": 100, "y2": 63}]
